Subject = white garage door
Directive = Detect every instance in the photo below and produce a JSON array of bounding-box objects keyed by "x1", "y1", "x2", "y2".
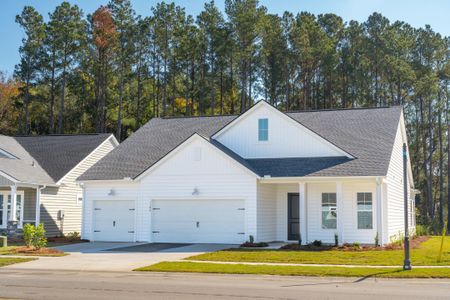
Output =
[
  {"x1": 93, "y1": 200, "x2": 135, "y2": 242},
  {"x1": 151, "y1": 199, "x2": 245, "y2": 244}
]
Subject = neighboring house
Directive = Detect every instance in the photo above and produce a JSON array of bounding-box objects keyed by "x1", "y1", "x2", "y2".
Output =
[
  {"x1": 78, "y1": 101, "x2": 416, "y2": 246},
  {"x1": 0, "y1": 134, "x2": 118, "y2": 236}
]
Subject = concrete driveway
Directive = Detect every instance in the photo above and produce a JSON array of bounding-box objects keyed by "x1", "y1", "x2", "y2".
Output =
[{"x1": 4, "y1": 242, "x2": 233, "y2": 272}]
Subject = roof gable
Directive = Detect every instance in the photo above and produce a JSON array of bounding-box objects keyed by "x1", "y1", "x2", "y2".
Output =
[
  {"x1": 12, "y1": 134, "x2": 113, "y2": 183},
  {"x1": 135, "y1": 133, "x2": 258, "y2": 180},
  {"x1": 213, "y1": 101, "x2": 353, "y2": 159}
]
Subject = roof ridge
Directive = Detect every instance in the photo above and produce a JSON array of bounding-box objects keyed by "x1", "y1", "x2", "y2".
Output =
[
  {"x1": 13, "y1": 133, "x2": 112, "y2": 138},
  {"x1": 286, "y1": 105, "x2": 400, "y2": 114}
]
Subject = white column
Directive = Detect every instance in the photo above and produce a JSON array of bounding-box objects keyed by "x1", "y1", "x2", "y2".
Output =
[
  {"x1": 336, "y1": 182, "x2": 344, "y2": 245},
  {"x1": 299, "y1": 182, "x2": 307, "y2": 245},
  {"x1": 376, "y1": 178, "x2": 383, "y2": 246},
  {"x1": 9, "y1": 185, "x2": 17, "y2": 222},
  {"x1": 35, "y1": 187, "x2": 41, "y2": 225}
]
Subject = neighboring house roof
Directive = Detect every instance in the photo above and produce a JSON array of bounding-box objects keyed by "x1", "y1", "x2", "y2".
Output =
[
  {"x1": 79, "y1": 104, "x2": 403, "y2": 181},
  {"x1": 0, "y1": 133, "x2": 113, "y2": 185}
]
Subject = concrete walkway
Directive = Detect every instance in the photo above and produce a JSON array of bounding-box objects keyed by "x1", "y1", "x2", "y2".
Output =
[
  {"x1": 3, "y1": 242, "x2": 234, "y2": 272},
  {"x1": 182, "y1": 259, "x2": 450, "y2": 268}
]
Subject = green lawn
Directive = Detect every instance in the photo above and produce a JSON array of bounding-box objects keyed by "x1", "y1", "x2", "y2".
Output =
[
  {"x1": 0, "y1": 257, "x2": 35, "y2": 267},
  {"x1": 187, "y1": 236, "x2": 450, "y2": 266},
  {"x1": 136, "y1": 261, "x2": 450, "y2": 278}
]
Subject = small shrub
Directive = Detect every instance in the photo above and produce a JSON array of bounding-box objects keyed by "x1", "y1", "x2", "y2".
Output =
[
  {"x1": 298, "y1": 234, "x2": 302, "y2": 245},
  {"x1": 415, "y1": 224, "x2": 430, "y2": 236},
  {"x1": 22, "y1": 224, "x2": 47, "y2": 249},
  {"x1": 22, "y1": 224, "x2": 35, "y2": 248},
  {"x1": 334, "y1": 233, "x2": 339, "y2": 247},
  {"x1": 249, "y1": 235, "x2": 254, "y2": 244},
  {"x1": 374, "y1": 232, "x2": 379, "y2": 247},
  {"x1": 33, "y1": 224, "x2": 47, "y2": 249},
  {"x1": 66, "y1": 232, "x2": 80, "y2": 241},
  {"x1": 311, "y1": 240, "x2": 322, "y2": 247},
  {"x1": 352, "y1": 242, "x2": 361, "y2": 249},
  {"x1": 240, "y1": 241, "x2": 269, "y2": 248}
]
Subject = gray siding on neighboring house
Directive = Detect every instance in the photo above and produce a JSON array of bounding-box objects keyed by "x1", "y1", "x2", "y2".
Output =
[
  {"x1": 40, "y1": 138, "x2": 116, "y2": 236},
  {"x1": 23, "y1": 188, "x2": 36, "y2": 223}
]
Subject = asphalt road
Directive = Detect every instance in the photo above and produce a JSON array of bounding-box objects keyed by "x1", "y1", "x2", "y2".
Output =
[{"x1": 0, "y1": 268, "x2": 449, "y2": 300}]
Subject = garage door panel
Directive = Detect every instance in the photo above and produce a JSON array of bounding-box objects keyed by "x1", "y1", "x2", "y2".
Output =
[
  {"x1": 152, "y1": 199, "x2": 245, "y2": 244},
  {"x1": 93, "y1": 200, "x2": 135, "y2": 242}
]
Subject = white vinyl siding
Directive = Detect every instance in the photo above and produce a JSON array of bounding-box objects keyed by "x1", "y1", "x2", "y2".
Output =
[
  {"x1": 41, "y1": 137, "x2": 116, "y2": 236},
  {"x1": 257, "y1": 182, "x2": 277, "y2": 241},
  {"x1": 215, "y1": 104, "x2": 346, "y2": 159},
  {"x1": 386, "y1": 118, "x2": 414, "y2": 243}
]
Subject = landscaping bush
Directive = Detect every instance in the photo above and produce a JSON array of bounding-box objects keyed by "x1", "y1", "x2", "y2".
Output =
[
  {"x1": 311, "y1": 240, "x2": 322, "y2": 247},
  {"x1": 22, "y1": 224, "x2": 35, "y2": 247},
  {"x1": 66, "y1": 232, "x2": 80, "y2": 242},
  {"x1": 22, "y1": 224, "x2": 47, "y2": 249},
  {"x1": 415, "y1": 224, "x2": 430, "y2": 236},
  {"x1": 240, "y1": 241, "x2": 269, "y2": 248}
]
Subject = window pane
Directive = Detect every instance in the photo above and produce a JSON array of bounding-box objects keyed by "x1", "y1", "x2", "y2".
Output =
[
  {"x1": 358, "y1": 211, "x2": 373, "y2": 229},
  {"x1": 357, "y1": 192, "x2": 373, "y2": 229},
  {"x1": 322, "y1": 193, "x2": 337, "y2": 229},
  {"x1": 258, "y1": 118, "x2": 268, "y2": 141}
]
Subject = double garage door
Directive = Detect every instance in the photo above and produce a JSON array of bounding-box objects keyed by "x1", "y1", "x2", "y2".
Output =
[{"x1": 92, "y1": 199, "x2": 246, "y2": 244}]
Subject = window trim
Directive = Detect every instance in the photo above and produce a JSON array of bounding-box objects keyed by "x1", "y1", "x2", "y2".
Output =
[
  {"x1": 0, "y1": 190, "x2": 25, "y2": 229},
  {"x1": 321, "y1": 192, "x2": 337, "y2": 230},
  {"x1": 356, "y1": 192, "x2": 373, "y2": 230},
  {"x1": 258, "y1": 118, "x2": 269, "y2": 141}
]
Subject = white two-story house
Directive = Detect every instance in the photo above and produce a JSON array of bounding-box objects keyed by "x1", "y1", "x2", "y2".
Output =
[{"x1": 78, "y1": 101, "x2": 415, "y2": 246}]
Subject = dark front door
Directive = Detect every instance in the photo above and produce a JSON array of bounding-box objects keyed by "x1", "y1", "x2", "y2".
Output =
[{"x1": 287, "y1": 193, "x2": 300, "y2": 241}]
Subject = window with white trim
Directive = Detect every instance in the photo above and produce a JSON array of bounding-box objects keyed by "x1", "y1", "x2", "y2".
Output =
[
  {"x1": 357, "y1": 192, "x2": 373, "y2": 229},
  {"x1": 258, "y1": 118, "x2": 268, "y2": 141},
  {"x1": 322, "y1": 193, "x2": 337, "y2": 229}
]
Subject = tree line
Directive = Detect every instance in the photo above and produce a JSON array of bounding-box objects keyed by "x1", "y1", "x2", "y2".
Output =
[{"x1": 1, "y1": 0, "x2": 449, "y2": 231}]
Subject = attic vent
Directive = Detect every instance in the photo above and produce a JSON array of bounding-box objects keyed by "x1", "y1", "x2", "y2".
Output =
[{"x1": 194, "y1": 147, "x2": 202, "y2": 161}]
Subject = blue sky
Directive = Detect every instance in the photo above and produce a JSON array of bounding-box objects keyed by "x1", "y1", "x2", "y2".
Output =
[{"x1": 2, "y1": 0, "x2": 449, "y2": 75}]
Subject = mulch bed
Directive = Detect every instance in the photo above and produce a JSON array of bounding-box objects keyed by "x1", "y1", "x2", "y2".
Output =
[
  {"x1": 279, "y1": 236, "x2": 430, "y2": 252},
  {"x1": 12, "y1": 246, "x2": 64, "y2": 255}
]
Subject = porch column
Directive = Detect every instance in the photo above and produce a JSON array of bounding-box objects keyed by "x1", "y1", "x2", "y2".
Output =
[
  {"x1": 299, "y1": 182, "x2": 307, "y2": 245},
  {"x1": 336, "y1": 182, "x2": 344, "y2": 244},
  {"x1": 35, "y1": 187, "x2": 41, "y2": 225},
  {"x1": 9, "y1": 185, "x2": 17, "y2": 222},
  {"x1": 376, "y1": 178, "x2": 382, "y2": 246}
]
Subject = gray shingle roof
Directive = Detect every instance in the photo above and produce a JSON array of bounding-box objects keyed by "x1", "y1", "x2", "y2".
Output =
[
  {"x1": 0, "y1": 134, "x2": 112, "y2": 184},
  {"x1": 79, "y1": 105, "x2": 402, "y2": 181}
]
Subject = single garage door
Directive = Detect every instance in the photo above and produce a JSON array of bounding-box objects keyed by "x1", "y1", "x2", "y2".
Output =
[
  {"x1": 93, "y1": 200, "x2": 135, "y2": 242},
  {"x1": 151, "y1": 199, "x2": 245, "y2": 244}
]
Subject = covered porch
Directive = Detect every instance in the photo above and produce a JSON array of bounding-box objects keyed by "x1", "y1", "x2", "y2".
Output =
[
  {"x1": 256, "y1": 177, "x2": 387, "y2": 246},
  {"x1": 0, "y1": 173, "x2": 42, "y2": 233}
]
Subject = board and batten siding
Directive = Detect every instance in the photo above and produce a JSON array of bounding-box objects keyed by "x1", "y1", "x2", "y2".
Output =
[
  {"x1": 385, "y1": 118, "x2": 414, "y2": 244},
  {"x1": 138, "y1": 136, "x2": 258, "y2": 242},
  {"x1": 41, "y1": 136, "x2": 116, "y2": 236},
  {"x1": 215, "y1": 104, "x2": 345, "y2": 159}
]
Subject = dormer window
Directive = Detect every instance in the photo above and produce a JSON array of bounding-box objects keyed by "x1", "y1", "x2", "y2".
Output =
[{"x1": 258, "y1": 118, "x2": 269, "y2": 141}]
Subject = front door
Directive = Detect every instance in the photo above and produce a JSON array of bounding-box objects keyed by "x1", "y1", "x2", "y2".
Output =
[{"x1": 287, "y1": 193, "x2": 300, "y2": 241}]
